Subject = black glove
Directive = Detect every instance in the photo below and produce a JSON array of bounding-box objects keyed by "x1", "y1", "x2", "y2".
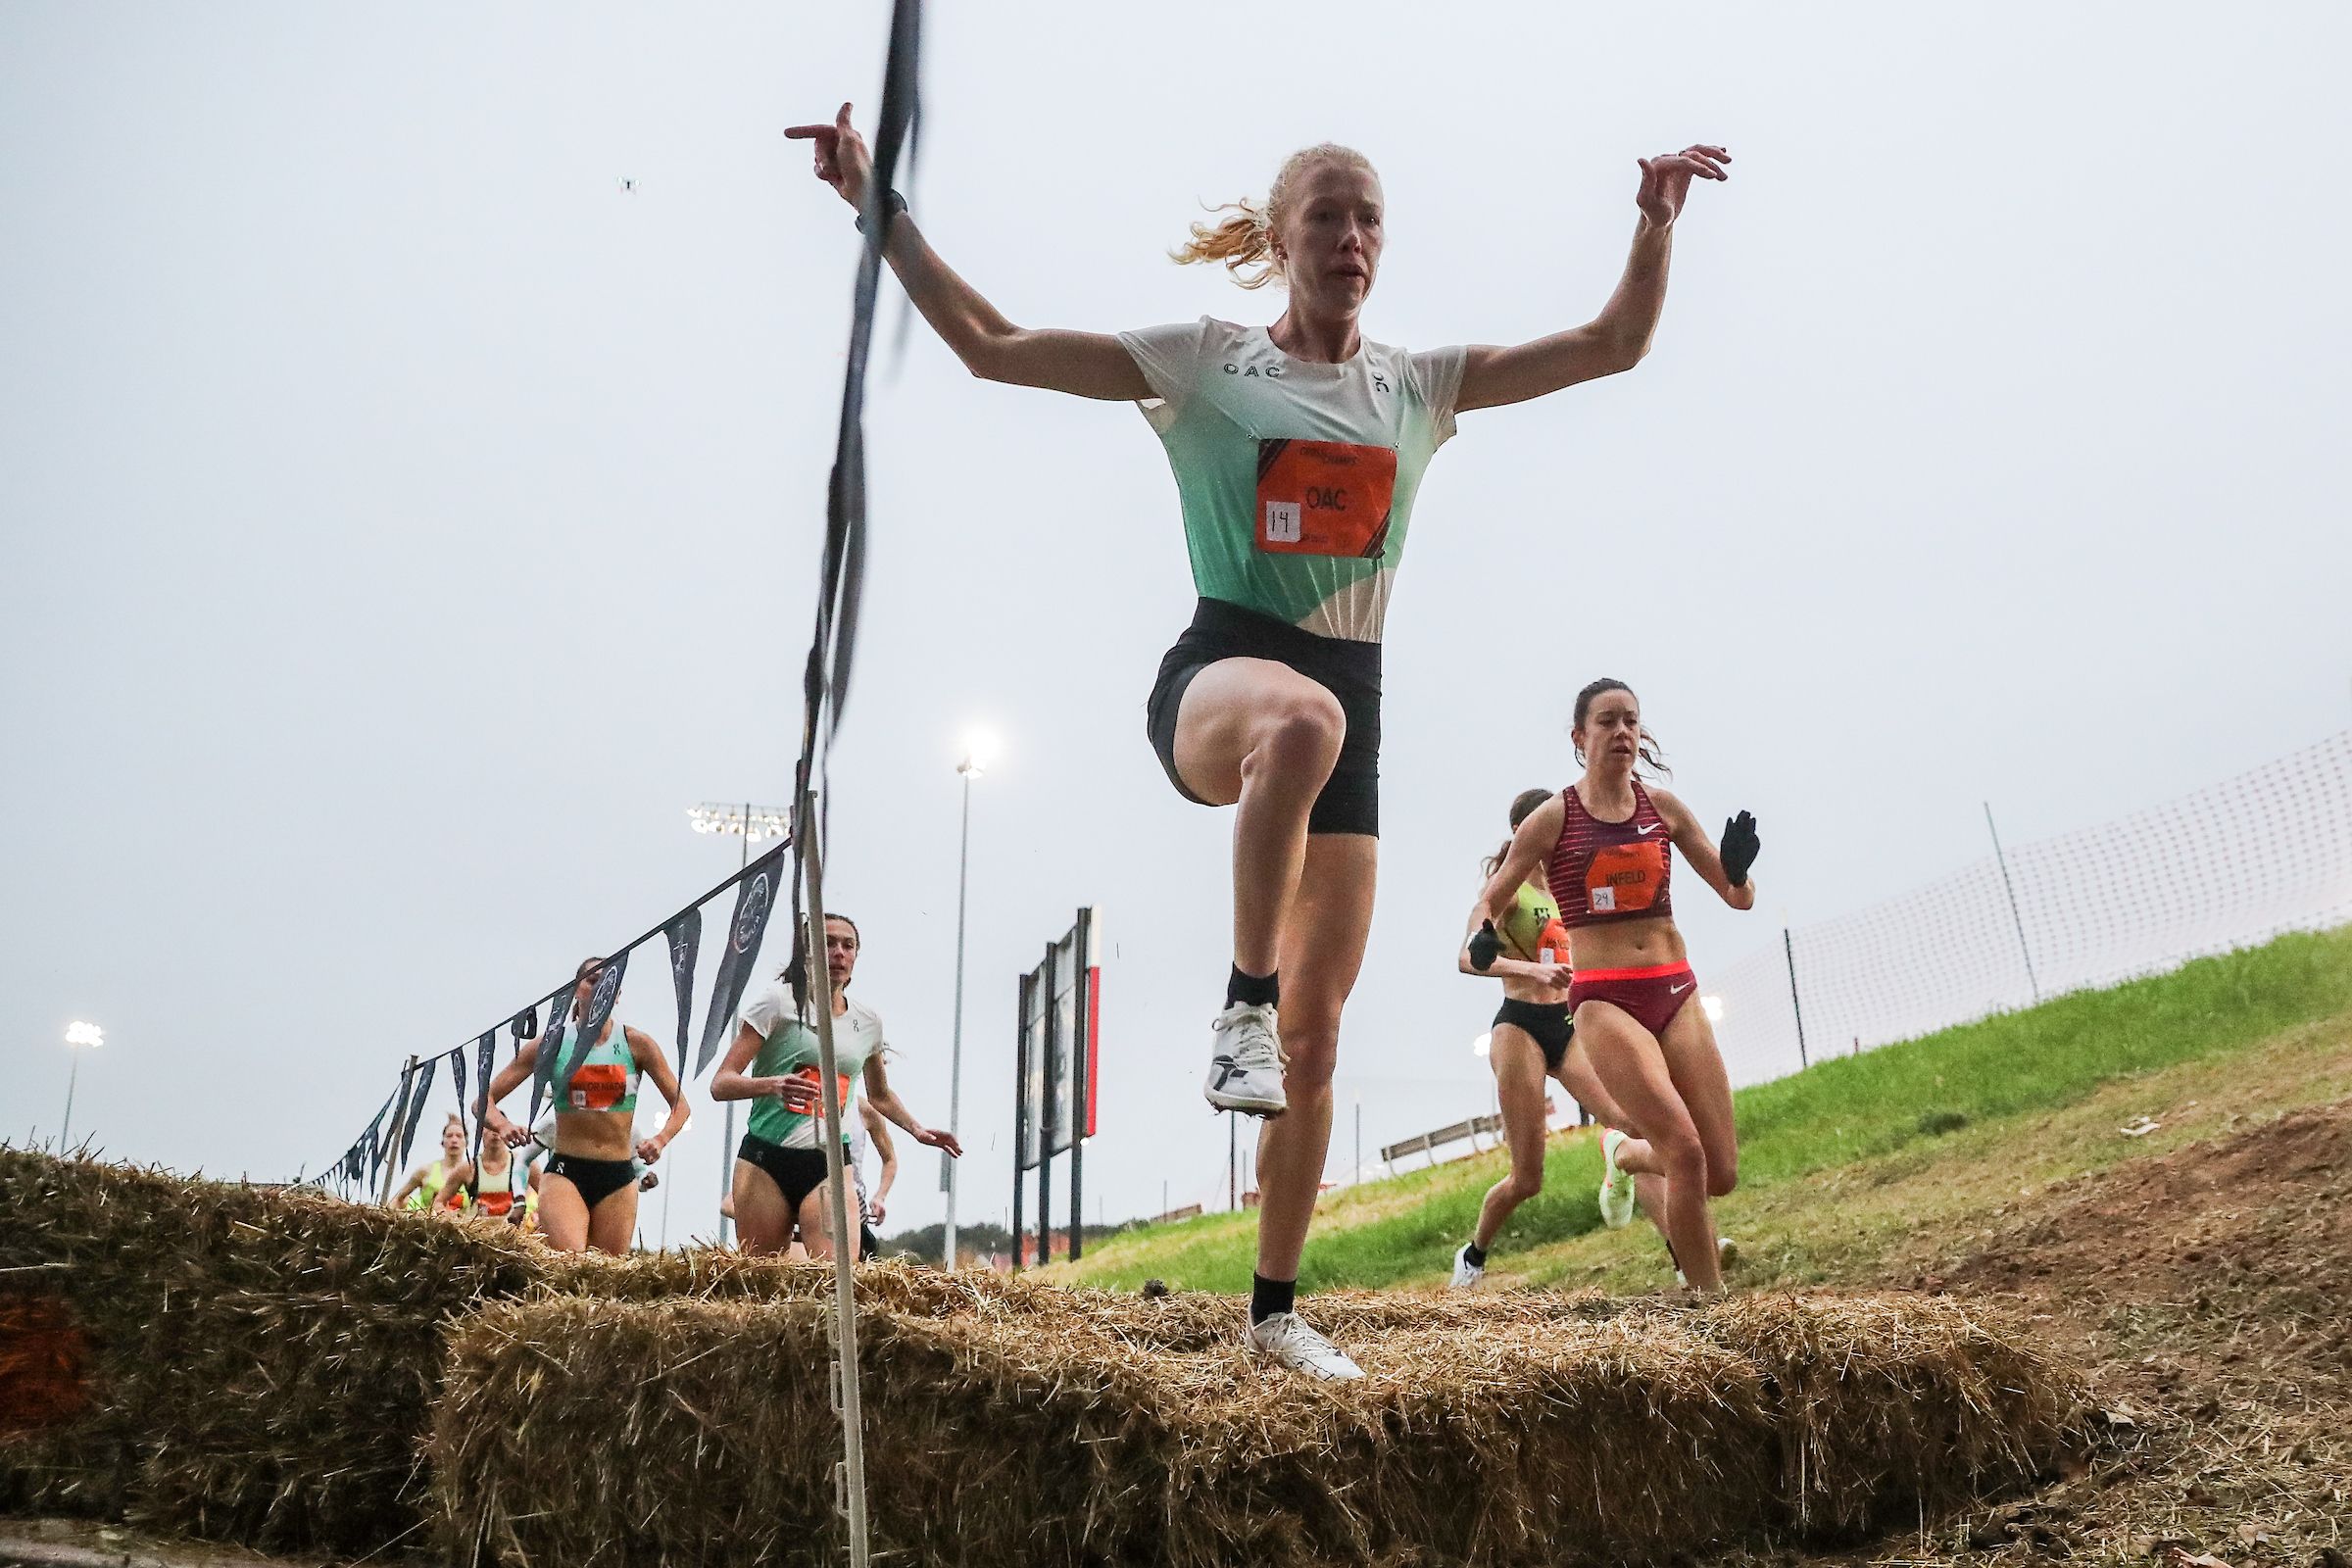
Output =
[
  {"x1": 1467, "y1": 920, "x2": 1503, "y2": 972},
  {"x1": 1720, "y1": 810, "x2": 1760, "y2": 890}
]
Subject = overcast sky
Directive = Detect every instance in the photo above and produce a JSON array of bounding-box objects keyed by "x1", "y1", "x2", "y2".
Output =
[{"x1": 5, "y1": 3, "x2": 2346, "y2": 1243}]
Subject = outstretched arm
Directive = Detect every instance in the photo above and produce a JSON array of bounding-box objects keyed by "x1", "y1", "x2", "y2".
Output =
[
  {"x1": 787, "y1": 104, "x2": 1149, "y2": 400},
  {"x1": 1455, "y1": 145, "x2": 1729, "y2": 413},
  {"x1": 1653, "y1": 787, "x2": 1758, "y2": 910},
  {"x1": 859, "y1": 1054, "x2": 963, "y2": 1157}
]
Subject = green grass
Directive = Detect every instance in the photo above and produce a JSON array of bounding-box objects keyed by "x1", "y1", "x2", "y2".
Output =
[{"x1": 1062, "y1": 926, "x2": 2352, "y2": 1295}]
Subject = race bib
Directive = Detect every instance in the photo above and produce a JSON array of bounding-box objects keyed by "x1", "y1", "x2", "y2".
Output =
[
  {"x1": 792, "y1": 1064, "x2": 855, "y2": 1116},
  {"x1": 1256, "y1": 439, "x2": 1396, "y2": 558},
  {"x1": 1536, "y1": 917, "x2": 1571, "y2": 963},
  {"x1": 1586, "y1": 842, "x2": 1668, "y2": 915},
  {"x1": 566, "y1": 1062, "x2": 629, "y2": 1111}
]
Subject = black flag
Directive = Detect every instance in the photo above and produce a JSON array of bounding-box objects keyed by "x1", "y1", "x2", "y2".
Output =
[
  {"x1": 556, "y1": 950, "x2": 628, "y2": 1108},
  {"x1": 397, "y1": 1058, "x2": 437, "y2": 1167},
  {"x1": 528, "y1": 983, "x2": 574, "y2": 1130},
  {"x1": 665, "y1": 907, "x2": 702, "y2": 1070},
  {"x1": 468, "y1": 1029, "x2": 497, "y2": 1170},
  {"x1": 699, "y1": 846, "x2": 783, "y2": 1075},
  {"x1": 448, "y1": 1047, "x2": 467, "y2": 1129}
]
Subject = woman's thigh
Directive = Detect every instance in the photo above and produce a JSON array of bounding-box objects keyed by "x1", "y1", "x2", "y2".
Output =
[
  {"x1": 1657, "y1": 1003, "x2": 1738, "y2": 1188},
  {"x1": 1570, "y1": 1001, "x2": 1701, "y2": 1155},
  {"x1": 585, "y1": 1180, "x2": 639, "y2": 1254},
  {"x1": 1489, "y1": 1028, "x2": 1553, "y2": 1178},
  {"x1": 1171, "y1": 657, "x2": 1344, "y2": 807},
  {"x1": 796, "y1": 1182, "x2": 856, "y2": 1261},
  {"x1": 536, "y1": 1174, "x2": 589, "y2": 1251},
  {"x1": 731, "y1": 1157, "x2": 795, "y2": 1254}
]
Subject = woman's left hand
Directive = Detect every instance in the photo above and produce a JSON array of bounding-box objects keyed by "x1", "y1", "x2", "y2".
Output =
[
  {"x1": 1636, "y1": 145, "x2": 1731, "y2": 228},
  {"x1": 913, "y1": 1128, "x2": 963, "y2": 1157}
]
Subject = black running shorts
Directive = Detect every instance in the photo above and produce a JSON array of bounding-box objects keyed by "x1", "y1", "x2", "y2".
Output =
[
  {"x1": 1146, "y1": 597, "x2": 1382, "y2": 838},
  {"x1": 545, "y1": 1152, "x2": 635, "y2": 1210},
  {"x1": 737, "y1": 1133, "x2": 830, "y2": 1213},
  {"x1": 1492, "y1": 999, "x2": 1575, "y2": 1074}
]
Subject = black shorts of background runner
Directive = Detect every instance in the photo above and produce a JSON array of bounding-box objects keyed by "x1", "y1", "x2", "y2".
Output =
[
  {"x1": 1146, "y1": 597, "x2": 1382, "y2": 838},
  {"x1": 1492, "y1": 998, "x2": 1574, "y2": 1073},
  {"x1": 546, "y1": 1152, "x2": 636, "y2": 1210},
  {"x1": 738, "y1": 1133, "x2": 831, "y2": 1213}
]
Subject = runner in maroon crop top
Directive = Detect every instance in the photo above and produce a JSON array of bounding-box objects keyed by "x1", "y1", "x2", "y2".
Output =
[{"x1": 1471, "y1": 677, "x2": 1760, "y2": 1290}]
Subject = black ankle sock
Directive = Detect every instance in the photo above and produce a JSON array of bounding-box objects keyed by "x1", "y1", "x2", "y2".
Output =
[
  {"x1": 1226, "y1": 965, "x2": 1279, "y2": 1010},
  {"x1": 1250, "y1": 1273, "x2": 1296, "y2": 1324},
  {"x1": 1462, "y1": 1242, "x2": 1488, "y2": 1267}
]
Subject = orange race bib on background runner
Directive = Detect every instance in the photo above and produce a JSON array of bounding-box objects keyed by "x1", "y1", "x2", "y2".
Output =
[
  {"x1": 791, "y1": 1064, "x2": 854, "y2": 1115},
  {"x1": 1256, "y1": 439, "x2": 1397, "y2": 558},
  {"x1": 1586, "y1": 842, "x2": 1669, "y2": 915}
]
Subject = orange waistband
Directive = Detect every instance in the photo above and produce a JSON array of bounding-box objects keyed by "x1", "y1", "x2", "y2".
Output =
[{"x1": 1571, "y1": 961, "x2": 1692, "y2": 983}]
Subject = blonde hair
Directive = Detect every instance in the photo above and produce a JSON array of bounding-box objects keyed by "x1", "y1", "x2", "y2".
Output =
[{"x1": 1172, "y1": 143, "x2": 1379, "y2": 289}]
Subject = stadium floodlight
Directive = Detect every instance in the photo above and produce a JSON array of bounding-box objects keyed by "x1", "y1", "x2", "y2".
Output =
[
  {"x1": 686, "y1": 800, "x2": 793, "y2": 1247},
  {"x1": 62, "y1": 1020, "x2": 103, "y2": 1149},
  {"x1": 1701, "y1": 995, "x2": 1725, "y2": 1023},
  {"x1": 687, "y1": 802, "x2": 792, "y2": 847},
  {"x1": 957, "y1": 729, "x2": 996, "y2": 780},
  {"x1": 1471, "y1": 1032, "x2": 1493, "y2": 1058}
]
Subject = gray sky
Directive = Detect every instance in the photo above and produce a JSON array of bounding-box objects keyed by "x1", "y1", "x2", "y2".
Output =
[{"x1": 5, "y1": 3, "x2": 2347, "y2": 1240}]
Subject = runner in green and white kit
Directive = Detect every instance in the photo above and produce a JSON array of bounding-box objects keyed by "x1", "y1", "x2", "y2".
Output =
[
  {"x1": 710, "y1": 913, "x2": 960, "y2": 1259},
  {"x1": 788, "y1": 104, "x2": 1730, "y2": 1376}
]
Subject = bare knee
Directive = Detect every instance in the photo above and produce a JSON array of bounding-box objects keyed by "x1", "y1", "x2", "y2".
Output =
[
  {"x1": 1244, "y1": 691, "x2": 1345, "y2": 779},
  {"x1": 1655, "y1": 1132, "x2": 1710, "y2": 1190},
  {"x1": 1706, "y1": 1158, "x2": 1739, "y2": 1199},
  {"x1": 1499, "y1": 1168, "x2": 1544, "y2": 1204},
  {"x1": 1280, "y1": 1022, "x2": 1339, "y2": 1094}
]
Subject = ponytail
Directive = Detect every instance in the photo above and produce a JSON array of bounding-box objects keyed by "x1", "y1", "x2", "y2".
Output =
[
  {"x1": 1171, "y1": 142, "x2": 1378, "y2": 291},
  {"x1": 1172, "y1": 200, "x2": 1277, "y2": 288}
]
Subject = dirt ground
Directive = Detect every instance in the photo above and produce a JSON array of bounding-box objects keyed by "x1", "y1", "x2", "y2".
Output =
[{"x1": 1846, "y1": 1102, "x2": 2352, "y2": 1568}]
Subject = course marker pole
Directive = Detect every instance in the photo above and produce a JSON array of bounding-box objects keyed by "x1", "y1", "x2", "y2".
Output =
[
  {"x1": 1983, "y1": 801, "x2": 2042, "y2": 1004},
  {"x1": 799, "y1": 789, "x2": 870, "y2": 1568}
]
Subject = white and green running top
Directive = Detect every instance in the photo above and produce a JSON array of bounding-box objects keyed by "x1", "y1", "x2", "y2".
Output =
[
  {"x1": 1119, "y1": 318, "x2": 1466, "y2": 643},
  {"x1": 737, "y1": 984, "x2": 887, "y2": 1151}
]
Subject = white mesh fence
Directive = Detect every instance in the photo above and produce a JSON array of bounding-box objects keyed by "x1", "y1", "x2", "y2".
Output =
[{"x1": 1709, "y1": 730, "x2": 2352, "y2": 1086}]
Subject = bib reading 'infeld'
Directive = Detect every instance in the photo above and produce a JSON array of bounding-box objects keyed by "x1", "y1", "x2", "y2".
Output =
[
  {"x1": 1547, "y1": 779, "x2": 1676, "y2": 928},
  {"x1": 1119, "y1": 318, "x2": 1466, "y2": 642}
]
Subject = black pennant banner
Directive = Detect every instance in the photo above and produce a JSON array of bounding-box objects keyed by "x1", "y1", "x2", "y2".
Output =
[
  {"x1": 468, "y1": 1029, "x2": 497, "y2": 1172},
  {"x1": 665, "y1": 907, "x2": 702, "y2": 1070},
  {"x1": 698, "y1": 846, "x2": 784, "y2": 1076},
  {"x1": 398, "y1": 1057, "x2": 437, "y2": 1167},
  {"x1": 527, "y1": 983, "x2": 571, "y2": 1132}
]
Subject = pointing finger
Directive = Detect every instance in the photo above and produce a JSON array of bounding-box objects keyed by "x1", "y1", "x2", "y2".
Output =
[{"x1": 783, "y1": 123, "x2": 835, "y2": 141}]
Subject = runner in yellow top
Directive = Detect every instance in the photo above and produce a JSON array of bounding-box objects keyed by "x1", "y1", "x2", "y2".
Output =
[
  {"x1": 391, "y1": 1115, "x2": 471, "y2": 1212},
  {"x1": 786, "y1": 106, "x2": 1729, "y2": 1377}
]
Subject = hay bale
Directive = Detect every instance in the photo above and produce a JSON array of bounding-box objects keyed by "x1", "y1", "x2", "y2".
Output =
[
  {"x1": 1696, "y1": 1292, "x2": 2090, "y2": 1534},
  {"x1": 0, "y1": 1148, "x2": 537, "y2": 1553},
  {"x1": 430, "y1": 1286, "x2": 2082, "y2": 1567}
]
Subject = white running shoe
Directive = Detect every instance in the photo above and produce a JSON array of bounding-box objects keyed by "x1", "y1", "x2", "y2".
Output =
[
  {"x1": 1203, "y1": 1003, "x2": 1288, "y2": 1116},
  {"x1": 1245, "y1": 1312, "x2": 1364, "y2": 1381},
  {"x1": 1598, "y1": 1128, "x2": 1638, "y2": 1229},
  {"x1": 1449, "y1": 1244, "x2": 1486, "y2": 1290}
]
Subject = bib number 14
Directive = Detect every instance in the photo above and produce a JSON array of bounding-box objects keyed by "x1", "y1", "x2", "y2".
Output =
[{"x1": 1255, "y1": 439, "x2": 1397, "y2": 558}]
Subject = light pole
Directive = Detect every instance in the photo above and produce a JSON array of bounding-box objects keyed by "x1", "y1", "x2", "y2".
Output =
[
  {"x1": 943, "y1": 734, "x2": 991, "y2": 1271},
  {"x1": 688, "y1": 800, "x2": 792, "y2": 1246},
  {"x1": 61, "y1": 1021, "x2": 103, "y2": 1150}
]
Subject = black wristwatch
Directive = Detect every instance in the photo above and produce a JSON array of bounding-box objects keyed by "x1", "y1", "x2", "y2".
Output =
[{"x1": 854, "y1": 188, "x2": 908, "y2": 236}]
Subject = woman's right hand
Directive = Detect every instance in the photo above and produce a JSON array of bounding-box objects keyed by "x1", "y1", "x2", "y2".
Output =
[
  {"x1": 784, "y1": 102, "x2": 871, "y2": 209},
  {"x1": 1525, "y1": 961, "x2": 1575, "y2": 990},
  {"x1": 768, "y1": 1074, "x2": 820, "y2": 1114}
]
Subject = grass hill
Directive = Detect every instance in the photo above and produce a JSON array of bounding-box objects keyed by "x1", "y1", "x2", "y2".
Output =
[{"x1": 1060, "y1": 926, "x2": 2352, "y2": 1295}]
